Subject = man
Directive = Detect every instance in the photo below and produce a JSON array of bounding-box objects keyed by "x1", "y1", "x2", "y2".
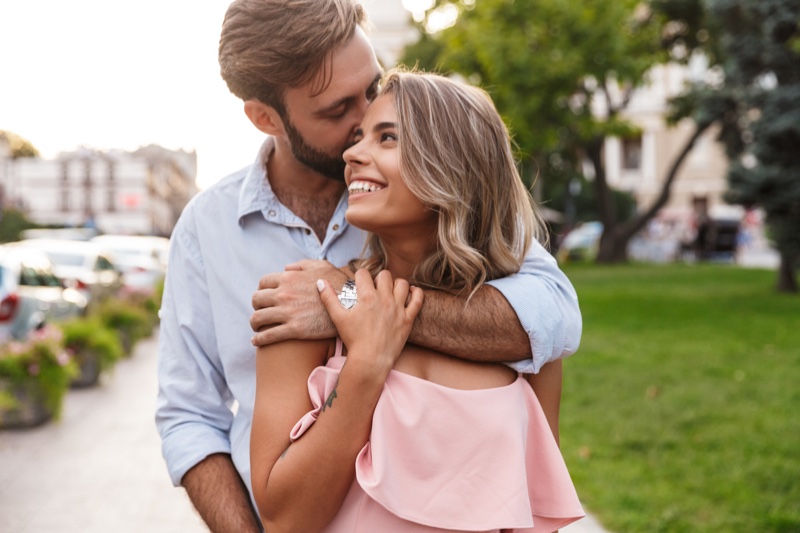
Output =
[{"x1": 156, "y1": 1, "x2": 581, "y2": 531}]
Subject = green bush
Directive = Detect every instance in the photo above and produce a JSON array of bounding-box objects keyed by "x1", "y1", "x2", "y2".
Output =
[
  {"x1": 93, "y1": 298, "x2": 153, "y2": 354},
  {"x1": 0, "y1": 325, "x2": 77, "y2": 425},
  {"x1": 60, "y1": 318, "x2": 123, "y2": 383}
]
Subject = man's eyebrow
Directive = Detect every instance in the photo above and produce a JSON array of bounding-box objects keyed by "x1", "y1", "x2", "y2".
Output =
[{"x1": 314, "y1": 73, "x2": 382, "y2": 115}]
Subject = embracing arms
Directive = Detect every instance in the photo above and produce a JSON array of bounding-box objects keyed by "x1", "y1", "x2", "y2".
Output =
[{"x1": 250, "y1": 240, "x2": 581, "y2": 372}]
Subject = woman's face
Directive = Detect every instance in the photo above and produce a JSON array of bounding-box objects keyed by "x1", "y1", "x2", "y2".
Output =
[{"x1": 343, "y1": 94, "x2": 436, "y2": 238}]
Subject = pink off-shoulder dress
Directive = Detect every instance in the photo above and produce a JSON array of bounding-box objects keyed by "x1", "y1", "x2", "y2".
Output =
[{"x1": 290, "y1": 340, "x2": 585, "y2": 532}]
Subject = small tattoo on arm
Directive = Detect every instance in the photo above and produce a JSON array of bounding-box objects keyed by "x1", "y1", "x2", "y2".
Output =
[{"x1": 321, "y1": 386, "x2": 338, "y2": 412}]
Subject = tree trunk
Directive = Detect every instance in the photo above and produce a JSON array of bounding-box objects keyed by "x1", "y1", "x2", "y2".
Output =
[
  {"x1": 776, "y1": 252, "x2": 798, "y2": 293},
  {"x1": 594, "y1": 121, "x2": 712, "y2": 264}
]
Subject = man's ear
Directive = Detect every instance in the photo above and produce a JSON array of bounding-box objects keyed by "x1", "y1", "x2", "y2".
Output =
[{"x1": 244, "y1": 99, "x2": 285, "y2": 136}]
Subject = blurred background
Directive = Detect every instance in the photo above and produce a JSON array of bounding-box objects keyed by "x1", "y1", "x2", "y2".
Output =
[{"x1": 1, "y1": 1, "x2": 798, "y2": 532}]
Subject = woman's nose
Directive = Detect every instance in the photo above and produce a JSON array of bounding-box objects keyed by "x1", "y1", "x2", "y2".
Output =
[{"x1": 343, "y1": 141, "x2": 366, "y2": 166}]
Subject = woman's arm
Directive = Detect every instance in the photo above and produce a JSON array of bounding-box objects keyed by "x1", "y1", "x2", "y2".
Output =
[
  {"x1": 250, "y1": 269, "x2": 423, "y2": 533},
  {"x1": 525, "y1": 360, "x2": 563, "y2": 446},
  {"x1": 250, "y1": 339, "x2": 384, "y2": 532}
]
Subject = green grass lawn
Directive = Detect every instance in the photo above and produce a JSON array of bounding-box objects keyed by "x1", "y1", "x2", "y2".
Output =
[{"x1": 560, "y1": 263, "x2": 800, "y2": 533}]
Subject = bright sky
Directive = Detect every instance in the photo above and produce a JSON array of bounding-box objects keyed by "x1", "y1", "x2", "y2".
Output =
[{"x1": 0, "y1": 0, "x2": 427, "y2": 190}]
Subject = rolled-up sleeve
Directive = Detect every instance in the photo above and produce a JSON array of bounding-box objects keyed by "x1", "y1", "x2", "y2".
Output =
[
  {"x1": 155, "y1": 208, "x2": 234, "y2": 486},
  {"x1": 486, "y1": 240, "x2": 582, "y2": 374}
]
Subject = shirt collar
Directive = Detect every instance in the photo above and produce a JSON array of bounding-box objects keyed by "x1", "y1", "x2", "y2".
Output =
[{"x1": 237, "y1": 137, "x2": 278, "y2": 224}]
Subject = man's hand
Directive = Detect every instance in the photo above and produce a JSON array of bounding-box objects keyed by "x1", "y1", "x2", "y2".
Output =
[{"x1": 250, "y1": 260, "x2": 348, "y2": 346}]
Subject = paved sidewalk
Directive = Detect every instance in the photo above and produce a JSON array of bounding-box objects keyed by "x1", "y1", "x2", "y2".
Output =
[
  {"x1": 0, "y1": 331, "x2": 609, "y2": 533},
  {"x1": 0, "y1": 333, "x2": 207, "y2": 533}
]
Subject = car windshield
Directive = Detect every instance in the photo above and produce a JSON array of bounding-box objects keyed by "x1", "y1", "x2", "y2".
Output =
[{"x1": 46, "y1": 252, "x2": 87, "y2": 267}]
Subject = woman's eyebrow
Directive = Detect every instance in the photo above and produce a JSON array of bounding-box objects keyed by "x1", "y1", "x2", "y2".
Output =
[{"x1": 372, "y1": 122, "x2": 397, "y2": 132}]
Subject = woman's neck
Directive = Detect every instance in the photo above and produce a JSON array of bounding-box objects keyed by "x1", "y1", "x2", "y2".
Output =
[{"x1": 380, "y1": 232, "x2": 435, "y2": 282}]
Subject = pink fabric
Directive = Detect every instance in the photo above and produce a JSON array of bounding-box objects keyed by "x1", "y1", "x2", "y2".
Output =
[{"x1": 290, "y1": 345, "x2": 584, "y2": 533}]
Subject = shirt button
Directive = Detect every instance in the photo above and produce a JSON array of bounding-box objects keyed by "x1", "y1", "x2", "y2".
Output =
[
  {"x1": 305, "y1": 228, "x2": 311, "y2": 235},
  {"x1": 332, "y1": 224, "x2": 340, "y2": 231},
  {"x1": 268, "y1": 210, "x2": 276, "y2": 217}
]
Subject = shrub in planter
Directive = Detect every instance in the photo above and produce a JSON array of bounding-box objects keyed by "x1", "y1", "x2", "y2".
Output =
[
  {"x1": 0, "y1": 325, "x2": 76, "y2": 428},
  {"x1": 93, "y1": 298, "x2": 153, "y2": 355},
  {"x1": 60, "y1": 319, "x2": 124, "y2": 388}
]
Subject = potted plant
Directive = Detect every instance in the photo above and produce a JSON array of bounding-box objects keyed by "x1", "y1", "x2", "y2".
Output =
[
  {"x1": 60, "y1": 318, "x2": 124, "y2": 388},
  {"x1": 94, "y1": 298, "x2": 153, "y2": 355},
  {"x1": 0, "y1": 325, "x2": 76, "y2": 428}
]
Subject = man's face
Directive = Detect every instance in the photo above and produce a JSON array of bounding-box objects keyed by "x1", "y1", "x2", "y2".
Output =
[{"x1": 280, "y1": 27, "x2": 382, "y2": 181}]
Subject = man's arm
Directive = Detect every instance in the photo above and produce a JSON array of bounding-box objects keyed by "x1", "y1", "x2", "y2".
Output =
[
  {"x1": 156, "y1": 211, "x2": 259, "y2": 533},
  {"x1": 405, "y1": 284, "x2": 529, "y2": 359},
  {"x1": 183, "y1": 454, "x2": 261, "y2": 533},
  {"x1": 525, "y1": 360, "x2": 563, "y2": 446}
]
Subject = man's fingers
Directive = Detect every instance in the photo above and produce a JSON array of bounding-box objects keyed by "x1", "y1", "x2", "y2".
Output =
[
  {"x1": 249, "y1": 307, "x2": 285, "y2": 333},
  {"x1": 257, "y1": 273, "x2": 281, "y2": 290},
  {"x1": 250, "y1": 325, "x2": 292, "y2": 347},
  {"x1": 251, "y1": 288, "x2": 278, "y2": 312}
]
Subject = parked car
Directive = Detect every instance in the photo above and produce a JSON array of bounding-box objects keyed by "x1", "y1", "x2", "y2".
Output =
[
  {"x1": 0, "y1": 246, "x2": 88, "y2": 341},
  {"x1": 557, "y1": 221, "x2": 604, "y2": 262},
  {"x1": 90, "y1": 235, "x2": 169, "y2": 294},
  {"x1": 14, "y1": 239, "x2": 123, "y2": 311}
]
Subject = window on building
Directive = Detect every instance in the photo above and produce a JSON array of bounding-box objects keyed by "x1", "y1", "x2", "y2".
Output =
[
  {"x1": 60, "y1": 189, "x2": 70, "y2": 212},
  {"x1": 622, "y1": 136, "x2": 642, "y2": 170},
  {"x1": 107, "y1": 161, "x2": 116, "y2": 211}
]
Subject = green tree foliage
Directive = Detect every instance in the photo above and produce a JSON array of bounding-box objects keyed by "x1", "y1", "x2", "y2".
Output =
[
  {"x1": 714, "y1": 0, "x2": 800, "y2": 293},
  {"x1": 0, "y1": 208, "x2": 44, "y2": 243},
  {"x1": 0, "y1": 130, "x2": 39, "y2": 159},
  {"x1": 401, "y1": 0, "x2": 710, "y2": 262}
]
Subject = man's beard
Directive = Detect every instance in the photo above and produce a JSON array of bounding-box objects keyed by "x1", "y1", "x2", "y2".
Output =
[{"x1": 283, "y1": 115, "x2": 346, "y2": 182}]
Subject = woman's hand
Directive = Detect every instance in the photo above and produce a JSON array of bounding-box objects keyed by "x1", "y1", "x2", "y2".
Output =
[{"x1": 317, "y1": 268, "x2": 424, "y2": 372}]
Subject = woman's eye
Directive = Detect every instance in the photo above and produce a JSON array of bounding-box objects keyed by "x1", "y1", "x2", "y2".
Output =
[{"x1": 381, "y1": 132, "x2": 397, "y2": 142}]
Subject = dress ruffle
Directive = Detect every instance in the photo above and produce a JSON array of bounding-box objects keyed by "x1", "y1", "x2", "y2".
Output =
[{"x1": 291, "y1": 354, "x2": 584, "y2": 533}]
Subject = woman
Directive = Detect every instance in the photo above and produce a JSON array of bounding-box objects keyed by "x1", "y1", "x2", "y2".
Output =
[{"x1": 250, "y1": 70, "x2": 584, "y2": 532}]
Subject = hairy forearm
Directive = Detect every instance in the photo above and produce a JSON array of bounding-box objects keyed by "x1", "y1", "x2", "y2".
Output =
[
  {"x1": 182, "y1": 454, "x2": 261, "y2": 533},
  {"x1": 407, "y1": 285, "x2": 530, "y2": 362}
]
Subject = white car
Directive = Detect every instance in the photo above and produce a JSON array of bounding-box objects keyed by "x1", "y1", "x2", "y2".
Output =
[
  {"x1": 14, "y1": 240, "x2": 123, "y2": 310},
  {"x1": 90, "y1": 235, "x2": 169, "y2": 295},
  {"x1": 0, "y1": 246, "x2": 88, "y2": 341}
]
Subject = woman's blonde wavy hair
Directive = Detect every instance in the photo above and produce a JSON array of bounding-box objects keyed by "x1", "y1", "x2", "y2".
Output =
[{"x1": 352, "y1": 69, "x2": 547, "y2": 297}]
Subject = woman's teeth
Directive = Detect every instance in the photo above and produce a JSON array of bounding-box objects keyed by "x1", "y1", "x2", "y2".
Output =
[{"x1": 348, "y1": 181, "x2": 385, "y2": 194}]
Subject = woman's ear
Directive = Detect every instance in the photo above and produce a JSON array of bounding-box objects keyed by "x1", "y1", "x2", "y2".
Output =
[{"x1": 244, "y1": 99, "x2": 285, "y2": 136}]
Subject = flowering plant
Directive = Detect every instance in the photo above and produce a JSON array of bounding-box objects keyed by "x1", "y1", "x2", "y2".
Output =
[{"x1": 0, "y1": 325, "x2": 77, "y2": 425}]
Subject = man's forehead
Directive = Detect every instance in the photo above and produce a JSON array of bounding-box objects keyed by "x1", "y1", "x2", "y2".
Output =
[{"x1": 296, "y1": 28, "x2": 381, "y2": 108}]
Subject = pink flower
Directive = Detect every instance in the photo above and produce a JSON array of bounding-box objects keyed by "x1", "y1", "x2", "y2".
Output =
[{"x1": 56, "y1": 351, "x2": 72, "y2": 366}]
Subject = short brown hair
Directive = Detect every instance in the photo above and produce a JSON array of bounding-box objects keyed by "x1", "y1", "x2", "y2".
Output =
[{"x1": 218, "y1": 0, "x2": 367, "y2": 112}]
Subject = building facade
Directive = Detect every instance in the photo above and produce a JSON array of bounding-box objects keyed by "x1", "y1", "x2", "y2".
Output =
[
  {"x1": 362, "y1": 0, "x2": 419, "y2": 67},
  {"x1": 599, "y1": 60, "x2": 735, "y2": 223},
  {"x1": 0, "y1": 144, "x2": 197, "y2": 237}
]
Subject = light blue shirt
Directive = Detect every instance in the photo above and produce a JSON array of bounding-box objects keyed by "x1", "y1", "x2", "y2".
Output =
[{"x1": 155, "y1": 138, "x2": 581, "y2": 499}]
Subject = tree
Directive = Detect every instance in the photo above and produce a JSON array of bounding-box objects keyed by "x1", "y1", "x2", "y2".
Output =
[
  {"x1": 709, "y1": 0, "x2": 800, "y2": 293},
  {"x1": 401, "y1": 0, "x2": 712, "y2": 262},
  {"x1": 0, "y1": 130, "x2": 39, "y2": 159}
]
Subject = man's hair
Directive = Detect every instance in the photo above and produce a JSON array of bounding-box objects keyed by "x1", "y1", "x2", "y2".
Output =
[
  {"x1": 218, "y1": 0, "x2": 367, "y2": 113},
  {"x1": 355, "y1": 70, "x2": 547, "y2": 297}
]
